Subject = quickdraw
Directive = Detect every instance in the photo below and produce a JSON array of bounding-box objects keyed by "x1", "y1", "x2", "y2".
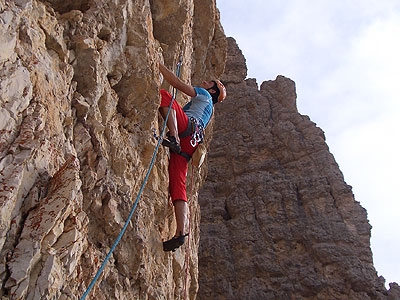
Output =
[{"x1": 189, "y1": 118, "x2": 204, "y2": 147}]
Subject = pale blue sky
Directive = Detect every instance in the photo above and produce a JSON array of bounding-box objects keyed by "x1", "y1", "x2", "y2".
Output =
[{"x1": 217, "y1": 0, "x2": 400, "y2": 287}]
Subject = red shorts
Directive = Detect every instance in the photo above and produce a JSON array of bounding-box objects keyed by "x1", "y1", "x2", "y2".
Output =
[{"x1": 160, "y1": 89, "x2": 197, "y2": 202}]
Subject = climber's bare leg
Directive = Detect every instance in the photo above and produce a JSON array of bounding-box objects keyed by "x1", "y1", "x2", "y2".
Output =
[{"x1": 173, "y1": 200, "x2": 188, "y2": 236}]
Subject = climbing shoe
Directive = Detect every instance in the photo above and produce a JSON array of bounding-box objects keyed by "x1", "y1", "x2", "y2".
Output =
[
  {"x1": 162, "y1": 135, "x2": 181, "y2": 153},
  {"x1": 163, "y1": 234, "x2": 187, "y2": 252}
]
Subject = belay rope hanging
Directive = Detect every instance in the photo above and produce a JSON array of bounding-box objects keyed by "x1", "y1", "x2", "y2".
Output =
[{"x1": 80, "y1": 56, "x2": 183, "y2": 300}]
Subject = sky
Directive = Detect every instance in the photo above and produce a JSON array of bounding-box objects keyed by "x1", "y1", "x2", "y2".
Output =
[{"x1": 217, "y1": 0, "x2": 400, "y2": 287}]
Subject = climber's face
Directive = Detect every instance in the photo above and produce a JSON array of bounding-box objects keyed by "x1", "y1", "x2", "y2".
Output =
[
  {"x1": 202, "y1": 81, "x2": 218, "y2": 96},
  {"x1": 202, "y1": 81, "x2": 216, "y2": 90}
]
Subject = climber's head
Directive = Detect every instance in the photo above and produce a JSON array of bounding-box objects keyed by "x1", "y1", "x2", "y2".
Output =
[{"x1": 203, "y1": 80, "x2": 227, "y2": 104}]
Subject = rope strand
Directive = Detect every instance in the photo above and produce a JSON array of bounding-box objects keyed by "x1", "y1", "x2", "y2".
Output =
[{"x1": 80, "y1": 57, "x2": 183, "y2": 300}]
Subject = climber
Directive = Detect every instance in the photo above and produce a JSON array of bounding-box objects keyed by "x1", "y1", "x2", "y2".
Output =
[{"x1": 158, "y1": 62, "x2": 226, "y2": 252}]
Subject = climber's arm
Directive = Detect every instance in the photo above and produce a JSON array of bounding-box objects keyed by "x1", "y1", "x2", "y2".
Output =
[{"x1": 159, "y1": 63, "x2": 196, "y2": 97}]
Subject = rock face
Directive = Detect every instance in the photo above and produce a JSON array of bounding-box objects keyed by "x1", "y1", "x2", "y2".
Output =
[
  {"x1": 1, "y1": 0, "x2": 225, "y2": 299},
  {"x1": 197, "y1": 37, "x2": 400, "y2": 299},
  {"x1": 1, "y1": 0, "x2": 399, "y2": 299}
]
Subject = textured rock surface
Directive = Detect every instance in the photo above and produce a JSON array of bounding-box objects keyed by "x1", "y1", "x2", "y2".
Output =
[
  {"x1": 0, "y1": 0, "x2": 225, "y2": 299},
  {"x1": 2, "y1": 0, "x2": 399, "y2": 299},
  {"x1": 197, "y1": 37, "x2": 400, "y2": 299}
]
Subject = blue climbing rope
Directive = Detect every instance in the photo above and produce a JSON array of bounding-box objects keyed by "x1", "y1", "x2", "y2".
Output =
[{"x1": 80, "y1": 56, "x2": 183, "y2": 300}]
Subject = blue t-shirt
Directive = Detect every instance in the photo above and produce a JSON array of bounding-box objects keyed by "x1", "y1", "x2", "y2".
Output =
[{"x1": 183, "y1": 87, "x2": 213, "y2": 128}]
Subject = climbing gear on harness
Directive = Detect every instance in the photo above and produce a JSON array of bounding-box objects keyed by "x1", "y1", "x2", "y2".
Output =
[
  {"x1": 191, "y1": 122, "x2": 204, "y2": 147},
  {"x1": 163, "y1": 233, "x2": 188, "y2": 252},
  {"x1": 162, "y1": 134, "x2": 181, "y2": 153},
  {"x1": 185, "y1": 117, "x2": 204, "y2": 147},
  {"x1": 179, "y1": 117, "x2": 204, "y2": 147}
]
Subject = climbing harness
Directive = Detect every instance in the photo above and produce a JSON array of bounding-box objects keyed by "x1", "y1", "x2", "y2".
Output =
[
  {"x1": 173, "y1": 117, "x2": 205, "y2": 163},
  {"x1": 179, "y1": 117, "x2": 205, "y2": 147},
  {"x1": 80, "y1": 55, "x2": 183, "y2": 300}
]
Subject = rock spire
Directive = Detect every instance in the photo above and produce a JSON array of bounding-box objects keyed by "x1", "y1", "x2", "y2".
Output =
[{"x1": 197, "y1": 37, "x2": 400, "y2": 300}]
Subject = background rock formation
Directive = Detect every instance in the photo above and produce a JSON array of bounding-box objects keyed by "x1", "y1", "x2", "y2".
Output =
[
  {"x1": 197, "y1": 37, "x2": 400, "y2": 299},
  {"x1": 1, "y1": 0, "x2": 225, "y2": 299},
  {"x1": 1, "y1": 0, "x2": 399, "y2": 299}
]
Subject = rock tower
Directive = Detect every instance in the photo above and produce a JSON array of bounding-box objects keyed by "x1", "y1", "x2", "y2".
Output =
[{"x1": 197, "y1": 37, "x2": 400, "y2": 300}]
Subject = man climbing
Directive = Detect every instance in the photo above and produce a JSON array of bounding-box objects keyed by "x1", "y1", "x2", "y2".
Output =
[{"x1": 158, "y1": 62, "x2": 226, "y2": 252}]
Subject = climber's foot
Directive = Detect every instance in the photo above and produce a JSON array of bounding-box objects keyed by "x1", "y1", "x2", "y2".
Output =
[
  {"x1": 163, "y1": 234, "x2": 187, "y2": 252},
  {"x1": 162, "y1": 135, "x2": 181, "y2": 153}
]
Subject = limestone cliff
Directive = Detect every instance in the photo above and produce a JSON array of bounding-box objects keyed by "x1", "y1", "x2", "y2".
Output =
[
  {"x1": 0, "y1": 0, "x2": 225, "y2": 299},
  {"x1": 197, "y1": 37, "x2": 400, "y2": 299},
  {"x1": 1, "y1": 0, "x2": 399, "y2": 299}
]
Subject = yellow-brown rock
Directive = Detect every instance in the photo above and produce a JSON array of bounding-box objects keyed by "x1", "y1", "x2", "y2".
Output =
[
  {"x1": 1, "y1": 0, "x2": 225, "y2": 299},
  {"x1": 1, "y1": 0, "x2": 399, "y2": 299}
]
